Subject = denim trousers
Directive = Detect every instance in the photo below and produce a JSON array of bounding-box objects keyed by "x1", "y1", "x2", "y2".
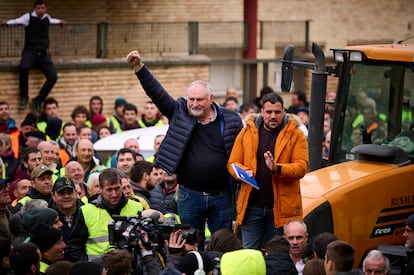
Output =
[
  {"x1": 241, "y1": 206, "x2": 283, "y2": 249},
  {"x1": 177, "y1": 185, "x2": 233, "y2": 250}
]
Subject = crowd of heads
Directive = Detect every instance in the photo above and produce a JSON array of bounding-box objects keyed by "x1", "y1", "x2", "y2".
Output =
[
  {"x1": 2, "y1": 78, "x2": 412, "y2": 275},
  {"x1": 0, "y1": 91, "x2": 179, "y2": 274}
]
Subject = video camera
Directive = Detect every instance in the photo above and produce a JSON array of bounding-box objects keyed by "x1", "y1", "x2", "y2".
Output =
[{"x1": 108, "y1": 213, "x2": 194, "y2": 252}]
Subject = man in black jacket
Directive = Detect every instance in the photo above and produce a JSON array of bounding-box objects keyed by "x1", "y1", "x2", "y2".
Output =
[
  {"x1": 4, "y1": 0, "x2": 66, "y2": 114},
  {"x1": 127, "y1": 50, "x2": 243, "y2": 250},
  {"x1": 265, "y1": 236, "x2": 298, "y2": 275},
  {"x1": 49, "y1": 177, "x2": 83, "y2": 243}
]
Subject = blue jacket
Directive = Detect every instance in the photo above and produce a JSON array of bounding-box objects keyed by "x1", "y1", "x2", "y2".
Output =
[
  {"x1": 149, "y1": 182, "x2": 178, "y2": 214},
  {"x1": 135, "y1": 66, "x2": 243, "y2": 175}
]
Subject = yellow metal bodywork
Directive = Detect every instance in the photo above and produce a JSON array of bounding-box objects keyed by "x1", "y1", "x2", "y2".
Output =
[
  {"x1": 301, "y1": 161, "x2": 414, "y2": 265},
  {"x1": 346, "y1": 44, "x2": 414, "y2": 62}
]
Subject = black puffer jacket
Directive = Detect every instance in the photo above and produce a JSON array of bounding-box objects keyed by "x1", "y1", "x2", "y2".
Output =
[
  {"x1": 265, "y1": 253, "x2": 298, "y2": 275},
  {"x1": 135, "y1": 66, "x2": 243, "y2": 176}
]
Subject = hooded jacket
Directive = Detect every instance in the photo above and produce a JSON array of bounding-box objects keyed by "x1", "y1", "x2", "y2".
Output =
[
  {"x1": 227, "y1": 113, "x2": 309, "y2": 232},
  {"x1": 220, "y1": 249, "x2": 266, "y2": 275}
]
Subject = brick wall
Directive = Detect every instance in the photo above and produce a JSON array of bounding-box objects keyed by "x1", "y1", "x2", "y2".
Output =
[
  {"x1": 0, "y1": 0, "x2": 244, "y2": 23},
  {"x1": 258, "y1": 0, "x2": 413, "y2": 49},
  {"x1": 1, "y1": 62, "x2": 209, "y2": 125}
]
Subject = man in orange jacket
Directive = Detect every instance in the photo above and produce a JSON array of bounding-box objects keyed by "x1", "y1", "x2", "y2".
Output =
[{"x1": 227, "y1": 92, "x2": 309, "y2": 249}]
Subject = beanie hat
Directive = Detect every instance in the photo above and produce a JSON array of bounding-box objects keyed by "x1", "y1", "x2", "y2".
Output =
[
  {"x1": 69, "y1": 261, "x2": 104, "y2": 275},
  {"x1": 22, "y1": 208, "x2": 58, "y2": 230},
  {"x1": 407, "y1": 213, "x2": 414, "y2": 229},
  {"x1": 91, "y1": 114, "x2": 107, "y2": 126},
  {"x1": 296, "y1": 106, "x2": 309, "y2": 115},
  {"x1": 21, "y1": 113, "x2": 37, "y2": 128},
  {"x1": 0, "y1": 177, "x2": 12, "y2": 188},
  {"x1": 114, "y1": 98, "x2": 127, "y2": 108},
  {"x1": 30, "y1": 225, "x2": 62, "y2": 252}
]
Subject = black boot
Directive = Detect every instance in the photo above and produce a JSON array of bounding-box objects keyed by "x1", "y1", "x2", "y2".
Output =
[
  {"x1": 31, "y1": 98, "x2": 42, "y2": 117},
  {"x1": 18, "y1": 96, "x2": 29, "y2": 111}
]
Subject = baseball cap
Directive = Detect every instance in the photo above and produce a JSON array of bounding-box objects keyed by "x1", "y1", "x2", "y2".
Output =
[
  {"x1": 25, "y1": 130, "x2": 46, "y2": 140},
  {"x1": 31, "y1": 164, "x2": 54, "y2": 180},
  {"x1": 0, "y1": 178, "x2": 12, "y2": 188},
  {"x1": 53, "y1": 177, "x2": 75, "y2": 193}
]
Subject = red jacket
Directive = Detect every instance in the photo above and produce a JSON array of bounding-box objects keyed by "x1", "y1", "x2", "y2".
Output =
[{"x1": 227, "y1": 114, "x2": 309, "y2": 233}]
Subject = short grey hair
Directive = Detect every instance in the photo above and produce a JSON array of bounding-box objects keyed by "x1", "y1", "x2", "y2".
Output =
[
  {"x1": 362, "y1": 249, "x2": 390, "y2": 273},
  {"x1": 187, "y1": 80, "x2": 213, "y2": 97},
  {"x1": 86, "y1": 172, "x2": 100, "y2": 190},
  {"x1": 21, "y1": 199, "x2": 48, "y2": 213},
  {"x1": 123, "y1": 138, "x2": 139, "y2": 147}
]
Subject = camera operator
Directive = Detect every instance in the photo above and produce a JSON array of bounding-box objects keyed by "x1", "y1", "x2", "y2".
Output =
[
  {"x1": 65, "y1": 168, "x2": 144, "y2": 262},
  {"x1": 164, "y1": 229, "x2": 201, "y2": 270},
  {"x1": 108, "y1": 213, "x2": 190, "y2": 274},
  {"x1": 164, "y1": 230, "x2": 188, "y2": 269},
  {"x1": 136, "y1": 229, "x2": 164, "y2": 275},
  {"x1": 163, "y1": 230, "x2": 216, "y2": 275}
]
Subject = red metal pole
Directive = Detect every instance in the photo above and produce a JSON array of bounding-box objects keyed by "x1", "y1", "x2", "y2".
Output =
[{"x1": 244, "y1": 0, "x2": 258, "y2": 101}]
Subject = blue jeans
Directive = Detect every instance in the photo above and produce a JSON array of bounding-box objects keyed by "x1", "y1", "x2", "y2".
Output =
[
  {"x1": 241, "y1": 206, "x2": 283, "y2": 249},
  {"x1": 177, "y1": 185, "x2": 233, "y2": 250}
]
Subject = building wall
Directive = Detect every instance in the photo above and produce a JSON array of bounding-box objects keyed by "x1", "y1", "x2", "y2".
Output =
[
  {"x1": 0, "y1": 63, "x2": 209, "y2": 125},
  {"x1": 0, "y1": 0, "x2": 412, "y2": 124},
  {"x1": 2, "y1": 0, "x2": 411, "y2": 48},
  {"x1": 259, "y1": 0, "x2": 413, "y2": 49},
  {"x1": 0, "y1": 0, "x2": 244, "y2": 23}
]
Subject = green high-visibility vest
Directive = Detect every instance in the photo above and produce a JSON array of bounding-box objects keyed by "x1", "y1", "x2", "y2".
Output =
[{"x1": 82, "y1": 199, "x2": 143, "y2": 260}]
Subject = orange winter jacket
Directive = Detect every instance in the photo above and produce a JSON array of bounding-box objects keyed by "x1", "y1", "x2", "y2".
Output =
[{"x1": 227, "y1": 114, "x2": 309, "y2": 233}]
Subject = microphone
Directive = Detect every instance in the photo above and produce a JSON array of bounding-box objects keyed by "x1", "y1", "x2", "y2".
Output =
[{"x1": 148, "y1": 211, "x2": 161, "y2": 223}]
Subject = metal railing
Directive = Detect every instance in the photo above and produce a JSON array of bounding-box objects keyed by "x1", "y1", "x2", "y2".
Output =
[{"x1": 0, "y1": 20, "x2": 310, "y2": 60}]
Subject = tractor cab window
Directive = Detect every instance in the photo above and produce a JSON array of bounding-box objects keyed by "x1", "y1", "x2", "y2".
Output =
[
  {"x1": 339, "y1": 63, "x2": 414, "y2": 163},
  {"x1": 342, "y1": 64, "x2": 390, "y2": 152},
  {"x1": 402, "y1": 71, "x2": 414, "y2": 131}
]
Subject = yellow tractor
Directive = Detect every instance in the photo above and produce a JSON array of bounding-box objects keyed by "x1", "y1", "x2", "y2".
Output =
[{"x1": 282, "y1": 42, "x2": 414, "y2": 267}]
